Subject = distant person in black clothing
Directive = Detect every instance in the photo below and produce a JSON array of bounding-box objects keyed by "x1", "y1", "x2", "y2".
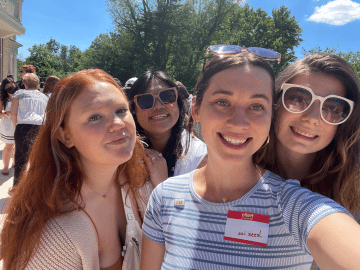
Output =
[{"x1": 17, "y1": 64, "x2": 36, "y2": 89}]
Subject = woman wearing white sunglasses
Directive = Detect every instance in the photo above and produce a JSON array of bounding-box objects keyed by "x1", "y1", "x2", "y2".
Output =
[
  {"x1": 260, "y1": 53, "x2": 360, "y2": 217},
  {"x1": 126, "y1": 71, "x2": 207, "y2": 184},
  {"x1": 141, "y1": 49, "x2": 360, "y2": 269}
]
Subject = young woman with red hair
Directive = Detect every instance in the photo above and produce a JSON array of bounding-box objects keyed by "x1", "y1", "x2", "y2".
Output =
[{"x1": 1, "y1": 69, "x2": 157, "y2": 270}]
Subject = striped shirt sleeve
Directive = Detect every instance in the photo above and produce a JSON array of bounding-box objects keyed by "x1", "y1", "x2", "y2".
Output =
[
  {"x1": 279, "y1": 180, "x2": 351, "y2": 254},
  {"x1": 142, "y1": 183, "x2": 166, "y2": 243}
]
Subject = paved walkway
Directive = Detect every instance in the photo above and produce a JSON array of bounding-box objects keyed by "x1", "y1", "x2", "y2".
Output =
[{"x1": 0, "y1": 141, "x2": 15, "y2": 212}]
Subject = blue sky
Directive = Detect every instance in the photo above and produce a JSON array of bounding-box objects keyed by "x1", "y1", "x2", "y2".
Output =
[{"x1": 17, "y1": 0, "x2": 360, "y2": 60}]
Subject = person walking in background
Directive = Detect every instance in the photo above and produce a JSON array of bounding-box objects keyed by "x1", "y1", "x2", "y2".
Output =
[
  {"x1": 0, "y1": 77, "x2": 17, "y2": 175},
  {"x1": 16, "y1": 64, "x2": 36, "y2": 90},
  {"x1": 42, "y1": 75, "x2": 60, "y2": 97},
  {"x1": 10, "y1": 73, "x2": 48, "y2": 190}
]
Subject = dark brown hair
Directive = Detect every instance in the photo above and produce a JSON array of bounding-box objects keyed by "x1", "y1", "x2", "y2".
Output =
[
  {"x1": 260, "y1": 53, "x2": 360, "y2": 214},
  {"x1": 42, "y1": 75, "x2": 60, "y2": 95},
  {"x1": 126, "y1": 70, "x2": 186, "y2": 177},
  {"x1": 187, "y1": 52, "x2": 276, "y2": 164},
  {"x1": 0, "y1": 76, "x2": 18, "y2": 110}
]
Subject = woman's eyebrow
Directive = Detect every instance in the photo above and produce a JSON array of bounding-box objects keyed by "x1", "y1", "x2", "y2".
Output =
[
  {"x1": 212, "y1": 89, "x2": 233, "y2": 96},
  {"x1": 212, "y1": 90, "x2": 270, "y2": 103},
  {"x1": 252, "y1": 94, "x2": 270, "y2": 103}
]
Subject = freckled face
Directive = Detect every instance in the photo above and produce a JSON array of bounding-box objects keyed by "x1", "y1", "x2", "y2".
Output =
[
  {"x1": 192, "y1": 66, "x2": 273, "y2": 164},
  {"x1": 275, "y1": 73, "x2": 345, "y2": 156},
  {"x1": 135, "y1": 80, "x2": 179, "y2": 137},
  {"x1": 64, "y1": 81, "x2": 136, "y2": 168}
]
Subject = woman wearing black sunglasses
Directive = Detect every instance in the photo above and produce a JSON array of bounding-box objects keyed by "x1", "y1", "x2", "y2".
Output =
[
  {"x1": 126, "y1": 70, "x2": 207, "y2": 184},
  {"x1": 260, "y1": 53, "x2": 360, "y2": 218}
]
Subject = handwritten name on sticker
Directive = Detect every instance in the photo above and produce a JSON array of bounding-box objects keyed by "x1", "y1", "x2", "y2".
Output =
[
  {"x1": 238, "y1": 230, "x2": 262, "y2": 238},
  {"x1": 224, "y1": 210, "x2": 270, "y2": 247},
  {"x1": 174, "y1": 199, "x2": 185, "y2": 207}
]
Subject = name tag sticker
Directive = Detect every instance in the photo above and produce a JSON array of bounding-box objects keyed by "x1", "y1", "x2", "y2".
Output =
[
  {"x1": 174, "y1": 199, "x2": 185, "y2": 207},
  {"x1": 224, "y1": 210, "x2": 270, "y2": 247},
  {"x1": 127, "y1": 213, "x2": 134, "y2": 220}
]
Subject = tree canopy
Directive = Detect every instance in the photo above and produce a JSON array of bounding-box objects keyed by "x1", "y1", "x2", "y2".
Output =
[
  {"x1": 90, "y1": 0, "x2": 303, "y2": 90},
  {"x1": 22, "y1": 2, "x2": 305, "y2": 91},
  {"x1": 24, "y1": 38, "x2": 83, "y2": 83},
  {"x1": 302, "y1": 46, "x2": 360, "y2": 79}
]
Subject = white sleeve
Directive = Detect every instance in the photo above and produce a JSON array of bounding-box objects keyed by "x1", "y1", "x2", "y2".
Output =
[{"x1": 174, "y1": 133, "x2": 207, "y2": 176}]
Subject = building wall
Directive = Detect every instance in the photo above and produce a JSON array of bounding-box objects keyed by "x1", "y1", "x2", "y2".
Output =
[
  {"x1": 0, "y1": 0, "x2": 25, "y2": 80},
  {"x1": 2, "y1": 36, "x2": 21, "y2": 79}
]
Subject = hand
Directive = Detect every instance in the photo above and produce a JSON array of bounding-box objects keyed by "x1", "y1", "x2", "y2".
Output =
[{"x1": 144, "y1": 149, "x2": 168, "y2": 187}]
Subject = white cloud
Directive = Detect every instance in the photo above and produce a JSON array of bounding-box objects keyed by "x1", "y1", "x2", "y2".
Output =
[{"x1": 307, "y1": 0, "x2": 360, "y2": 25}]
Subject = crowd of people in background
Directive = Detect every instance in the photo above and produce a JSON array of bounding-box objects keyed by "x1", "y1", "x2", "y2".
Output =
[{"x1": 0, "y1": 49, "x2": 360, "y2": 270}]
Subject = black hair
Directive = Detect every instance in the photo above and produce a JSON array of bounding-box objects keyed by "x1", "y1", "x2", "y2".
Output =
[
  {"x1": 0, "y1": 76, "x2": 19, "y2": 111},
  {"x1": 126, "y1": 70, "x2": 186, "y2": 177}
]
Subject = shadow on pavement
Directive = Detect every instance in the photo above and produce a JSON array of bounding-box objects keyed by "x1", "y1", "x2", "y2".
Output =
[{"x1": 0, "y1": 167, "x2": 13, "y2": 186}]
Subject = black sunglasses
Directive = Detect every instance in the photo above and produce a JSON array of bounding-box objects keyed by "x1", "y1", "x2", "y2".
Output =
[{"x1": 134, "y1": 88, "x2": 178, "y2": 110}]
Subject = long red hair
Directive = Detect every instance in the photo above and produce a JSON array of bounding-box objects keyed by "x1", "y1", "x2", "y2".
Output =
[{"x1": 0, "y1": 69, "x2": 149, "y2": 270}]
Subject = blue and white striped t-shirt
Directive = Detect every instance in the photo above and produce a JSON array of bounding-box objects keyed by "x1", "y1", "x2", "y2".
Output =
[{"x1": 142, "y1": 170, "x2": 350, "y2": 270}]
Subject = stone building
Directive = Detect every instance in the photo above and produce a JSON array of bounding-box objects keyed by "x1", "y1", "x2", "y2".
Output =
[{"x1": 0, "y1": 0, "x2": 25, "y2": 80}]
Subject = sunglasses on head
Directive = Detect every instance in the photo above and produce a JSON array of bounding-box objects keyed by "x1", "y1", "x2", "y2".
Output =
[
  {"x1": 203, "y1": 44, "x2": 281, "y2": 70},
  {"x1": 134, "y1": 87, "x2": 178, "y2": 110},
  {"x1": 279, "y1": 83, "x2": 354, "y2": 125}
]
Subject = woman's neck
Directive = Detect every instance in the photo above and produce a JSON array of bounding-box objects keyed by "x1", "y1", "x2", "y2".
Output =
[
  {"x1": 195, "y1": 155, "x2": 262, "y2": 202},
  {"x1": 147, "y1": 130, "x2": 172, "y2": 153},
  {"x1": 81, "y1": 160, "x2": 120, "y2": 196},
  {"x1": 275, "y1": 140, "x2": 316, "y2": 181}
]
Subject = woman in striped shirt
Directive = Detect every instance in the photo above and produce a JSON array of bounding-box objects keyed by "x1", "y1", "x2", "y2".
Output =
[{"x1": 141, "y1": 50, "x2": 360, "y2": 269}]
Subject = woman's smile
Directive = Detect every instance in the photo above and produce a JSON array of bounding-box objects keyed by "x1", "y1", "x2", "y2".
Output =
[
  {"x1": 275, "y1": 73, "x2": 344, "y2": 155},
  {"x1": 192, "y1": 65, "x2": 272, "y2": 163},
  {"x1": 290, "y1": 126, "x2": 318, "y2": 141},
  {"x1": 219, "y1": 132, "x2": 252, "y2": 149},
  {"x1": 135, "y1": 80, "x2": 179, "y2": 136},
  {"x1": 149, "y1": 113, "x2": 170, "y2": 121}
]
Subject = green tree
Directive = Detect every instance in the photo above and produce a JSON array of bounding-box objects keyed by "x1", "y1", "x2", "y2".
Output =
[
  {"x1": 211, "y1": 4, "x2": 303, "y2": 74},
  {"x1": 81, "y1": 30, "x2": 137, "y2": 84},
  {"x1": 16, "y1": 57, "x2": 25, "y2": 81},
  {"x1": 105, "y1": 0, "x2": 235, "y2": 88},
  {"x1": 302, "y1": 46, "x2": 360, "y2": 79},
  {"x1": 85, "y1": 1, "x2": 303, "y2": 91},
  {"x1": 25, "y1": 38, "x2": 83, "y2": 82}
]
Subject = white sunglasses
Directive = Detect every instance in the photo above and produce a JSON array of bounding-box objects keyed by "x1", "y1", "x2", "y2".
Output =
[{"x1": 279, "y1": 83, "x2": 354, "y2": 125}]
